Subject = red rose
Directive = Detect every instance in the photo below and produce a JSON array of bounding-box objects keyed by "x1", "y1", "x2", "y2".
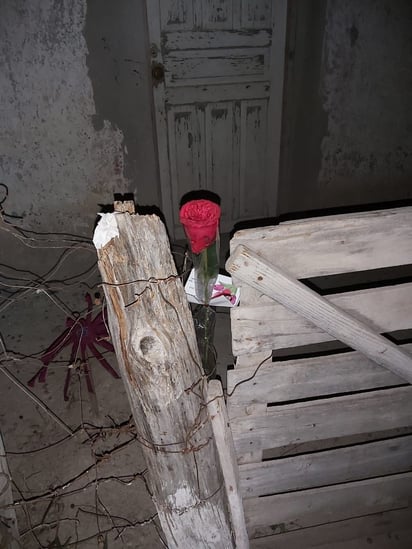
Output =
[{"x1": 179, "y1": 199, "x2": 221, "y2": 254}]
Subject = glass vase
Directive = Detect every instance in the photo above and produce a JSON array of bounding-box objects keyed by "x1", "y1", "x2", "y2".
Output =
[
  {"x1": 192, "y1": 236, "x2": 220, "y2": 305},
  {"x1": 193, "y1": 305, "x2": 217, "y2": 377}
]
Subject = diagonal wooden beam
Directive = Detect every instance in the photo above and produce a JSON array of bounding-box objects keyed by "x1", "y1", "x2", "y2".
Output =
[{"x1": 226, "y1": 245, "x2": 412, "y2": 384}]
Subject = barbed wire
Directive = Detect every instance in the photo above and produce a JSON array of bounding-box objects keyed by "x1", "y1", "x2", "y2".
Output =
[
  {"x1": 0, "y1": 191, "x2": 252, "y2": 548},
  {"x1": 0, "y1": 195, "x2": 171, "y2": 547}
]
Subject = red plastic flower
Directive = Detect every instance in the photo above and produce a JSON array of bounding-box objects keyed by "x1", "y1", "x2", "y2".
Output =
[{"x1": 179, "y1": 199, "x2": 221, "y2": 254}]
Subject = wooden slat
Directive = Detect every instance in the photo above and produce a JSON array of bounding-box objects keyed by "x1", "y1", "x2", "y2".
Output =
[
  {"x1": 231, "y1": 386, "x2": 412, "y2": 462},
  {"x1": 227, "y1": 344, "x2": 412, "y2": 416},
  {"x1": 230, "y1": 206, "x2": 412, "y2": 279},
  {"x1": 227, "y1": 245, "x2": 412, "y2": 383},
  {"x1": 244, "y1": 472, "x2": 412, "y2": 539},
  {"x1": 235, "y1": 351, "x2": 273, "y2": 369},
  {"x1": 166, "y1": 48, "x2": 269, "y2": 87},
  {"x1": 226, "y1": 208, "x2": 412, "y2": 546},
  {"x1": 167, "y1": 82, "x2": 270, "y2": 105},
  {"x1": 165, "y1": 30, "x2": 272, "y2": 50},
  {"x1": 207, "y1": 380, "x2": 249, "y2": 549},
  {"x1": 231, "y1": 282, "x2": 412, "y2": 355},
  {"x1": 249, "y1": 508, "x2": 412, "y2": 548},
  {"x1": 239, "y1": 435, "x2": 412, "y2": 498}
]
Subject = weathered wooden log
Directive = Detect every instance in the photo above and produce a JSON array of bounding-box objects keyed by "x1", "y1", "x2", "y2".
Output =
[{"x1": 94, "y1": 212, "x2": 235, "y2": 548}]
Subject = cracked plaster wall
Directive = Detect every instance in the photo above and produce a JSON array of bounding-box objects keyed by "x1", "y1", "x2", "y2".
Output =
[
  {"x1": 279, "y1": 0, "x2": 412, "y2": 214},
  {"x1": 3, "y1": 0, "x2": 411, "y2": 236},
  {"x1": 0, "y1": 0, "x2": 159, "y2": 236}
]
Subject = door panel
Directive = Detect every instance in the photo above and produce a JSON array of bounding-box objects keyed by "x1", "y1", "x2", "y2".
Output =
[
  {"x1": 242, "y1": 1, "x2": 272, "y2": 28},
  {"x1": 168, "y1": 106, "x2": 204, "y2": 198},
  {"x1": 167, "y1": 49, "x2": 269, "y2": 86},
  {"x1": 205, "y1": 102, "x2": 236, "y2": 227},
  {"x1": 160, "y1": 0, "x2": 273, "y2": 29},
  {"x1": 240, "y1": 99, "x2": 268, "y2": 218},
  {"x1": 146, "y1": 0, "x2": 287, "y2": 238},
  {"x1": 166, "y1": 30, "x2": 271, "y2": 49},
  {"x1": 160, "y1": 1, "x2": 193, "y2": 30}
]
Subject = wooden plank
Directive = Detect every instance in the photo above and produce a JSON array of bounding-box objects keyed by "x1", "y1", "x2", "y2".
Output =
[
  {"x1": 207, "y1": 380, "x2": 249, "y2": 549},
  {"x1": 239, "y1": 435, "x2": 412, "y2": 498},
  {"x1": 230, "y1": 386, "x2": 412, "y2": 461},
  {"x1": 235, "y1": 352, "x2": 273, "y2": 369},
  {"x1": 311, "y1": 532, "x2": 412, "y2": 549},
  {"x1": 227, "y1": 344, "x2": 412, "y2": 413},
  {"x1": 249, "y1": 508, "x2": 412, "y2": 548},
  {"x1": 230, "y1": 206, "x2": 412, "y2": 278},
  {"x1": 243, "y1": 472, "x2": 412, "y2": 539},
  {"x1": 226, "y1": 245, "x2": 412, "y2": 383},
  {"x1": 0, "y1": 433, "x2": 19, "y2": 549},
  {"x1": 166, "y1": 48, "x2": 269, "y2": 87},
  {"x1": 231, "y1": 282, "x2": 412, "y2": 355}
]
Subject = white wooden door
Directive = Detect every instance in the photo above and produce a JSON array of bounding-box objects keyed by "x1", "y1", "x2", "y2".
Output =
[{"x1": 146, "y1": 0, "x2": 287, "y2": 238}]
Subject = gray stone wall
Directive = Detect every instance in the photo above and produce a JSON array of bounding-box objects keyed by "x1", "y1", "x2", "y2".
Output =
[
  {"x1": 279, "y1": 0, "x2": 412, "y2": 214},
  {"x1": 0, "y1": 0, "x2": 159, "y2": 236}
]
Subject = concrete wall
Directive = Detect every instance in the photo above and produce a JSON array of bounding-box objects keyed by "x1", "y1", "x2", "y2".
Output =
[
  {"x1": 0, "y1": 0, "x2": 159, "y2": 236},
  {"x1": 279, "y1": 0, "x2": 412, "y2": 215}
]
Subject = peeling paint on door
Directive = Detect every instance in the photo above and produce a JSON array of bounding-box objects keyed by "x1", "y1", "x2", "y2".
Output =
[{"x1": 146, "y1": 0, "x2": 288, "y2": 237}]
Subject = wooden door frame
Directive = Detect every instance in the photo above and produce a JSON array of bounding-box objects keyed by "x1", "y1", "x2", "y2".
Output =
[{"x1": 145, "y1": 0, "x2": 288, "y2": 240}]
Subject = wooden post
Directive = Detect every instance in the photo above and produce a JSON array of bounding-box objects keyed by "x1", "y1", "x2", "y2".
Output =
[{"x1": 94, "y1": 212, "x2": 235, "y2": 549}]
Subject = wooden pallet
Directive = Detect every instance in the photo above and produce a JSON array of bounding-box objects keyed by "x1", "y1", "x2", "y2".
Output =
[{"x1": 226, "y1": 206, "x2": 412, "y2": 547}]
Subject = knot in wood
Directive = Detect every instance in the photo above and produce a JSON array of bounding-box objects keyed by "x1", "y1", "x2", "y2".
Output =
[
  {"x1": 140, "y1": 335, "x2": 157, "y2": 354},
  {"x1": 138, "y1": 334, "x2": 166, "y2": 362}
]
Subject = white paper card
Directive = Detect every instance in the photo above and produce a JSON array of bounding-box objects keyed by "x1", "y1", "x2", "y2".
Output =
[
  {"x1": 93, "y1": 213, "x2": 119, "y2": 249},
  {"x1": 184, "y1": 269, "x2": 240, "y2": 307}
]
